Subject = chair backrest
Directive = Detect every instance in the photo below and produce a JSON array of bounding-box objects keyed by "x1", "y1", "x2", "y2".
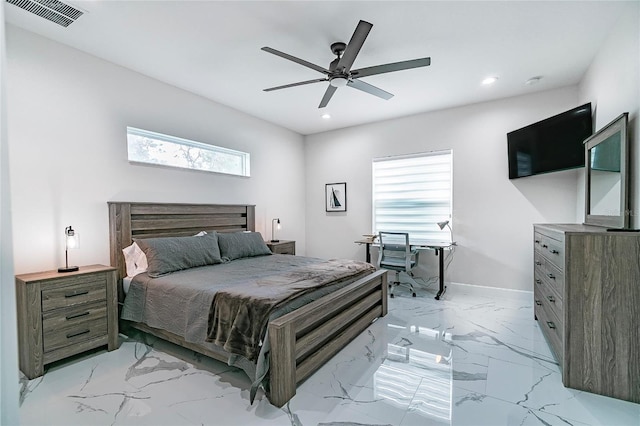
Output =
[{"x1": 378, "y1": 232, "x2": 413, "y2": 271}]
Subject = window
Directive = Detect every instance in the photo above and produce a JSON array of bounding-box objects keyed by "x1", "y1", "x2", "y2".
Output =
[
  {"x1": 127, "y1": 127, "x2": 250, "y2": 177},
  {"x1": 372, "y1": 150, "x2": 452, "y2": 243}
]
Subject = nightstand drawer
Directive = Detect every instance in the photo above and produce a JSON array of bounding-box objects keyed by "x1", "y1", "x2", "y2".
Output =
[
  {"x1": 266, "y1": 240, "x2": 296, "y2": 255},
  {"x1": 43, "y1": 316, "x2": 108, "y2": 353},
  {"x1": 42, "y1": 301, "x2": 107, "y2": 334},
  {"x1": 41, "y1": 279, "x2": 106, "y2": 312}
]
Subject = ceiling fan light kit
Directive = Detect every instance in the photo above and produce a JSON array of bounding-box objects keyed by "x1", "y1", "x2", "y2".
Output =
[
  {"x1": 262, "y1": 20, "x2": 431, "y2": 108},
  {"x1": 329, "y1": 77, "x2": 348, "y2": 88}
]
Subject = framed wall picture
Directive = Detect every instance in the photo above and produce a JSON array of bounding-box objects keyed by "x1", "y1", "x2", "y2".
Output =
[{"x1": 325, "y1": 182, "x2": 347, "y2": 212}]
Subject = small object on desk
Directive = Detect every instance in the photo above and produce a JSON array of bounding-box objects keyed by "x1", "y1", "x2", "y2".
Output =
[
  {"x1": 15, "y1": 264, "x2": 118, "y2": 379},
  {"x1": 266, "y1": 240, "x2": 296, "y2": 255}
]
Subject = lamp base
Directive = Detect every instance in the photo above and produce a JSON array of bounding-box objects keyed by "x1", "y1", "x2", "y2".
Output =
[
  {"x1": 58, "y1": 266, "x2": 79, "y2": 273},
  {"x1": 270, "y1": 239, "x2": 280, "y2": 243}
]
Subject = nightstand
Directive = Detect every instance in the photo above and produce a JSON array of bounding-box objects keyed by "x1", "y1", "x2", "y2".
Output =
[
  {"x1": 15, "y1": 264, "x2": 118, "y2": 379},
  {"x1": 266, "y1": 240, "x2": 296, "y2": 255}
]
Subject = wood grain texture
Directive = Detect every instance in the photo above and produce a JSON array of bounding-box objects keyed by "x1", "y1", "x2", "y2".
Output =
[
  {"x1": 534, "y1": 224, "x2": 640, "y2": 403},
  {"x1": 268, "y1": 321, "x2": 296, "y2": 408},
  {"x1": 109, "y1": 202, "x2": 388, "y2": 408},
  {"x1": 15, "y1": 265, "x2": 118, "y2": 379},
  {"x1": 266, "y1": 240, "x2": 296, "y2": 255}
]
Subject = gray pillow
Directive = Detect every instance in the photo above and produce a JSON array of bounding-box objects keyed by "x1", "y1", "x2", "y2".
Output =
[
  {"x1": 217, "y1": 232, "x2": 272, "y2": 261},
  {"x1": 135, "y1": 232, "x2": 223, "y2": 277}
]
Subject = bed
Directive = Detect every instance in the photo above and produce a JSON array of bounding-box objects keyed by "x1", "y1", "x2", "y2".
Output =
[{"x1": 108, "y1": 202, "x2": 387, "y2": 407}]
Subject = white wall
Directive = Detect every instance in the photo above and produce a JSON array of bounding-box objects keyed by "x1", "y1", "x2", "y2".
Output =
[
  {"x1": 305, "y1": 86, "x2": 582, "y2": 291},
  {"x1": 578, "y1": 3, "x2": 640, "y2": 227},
  {"x1": 1, "y1": 4, "x2": 20, "y2": 424},
  {"x1": 7, "y1": 26, "x2": 306, "y2": 275}
]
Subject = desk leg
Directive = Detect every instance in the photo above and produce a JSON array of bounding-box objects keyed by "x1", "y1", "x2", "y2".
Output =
[
  {"x1": 435, "y1": 247, "x2": 446, "y2": 300},
  {"x1": 365, "y1": 243, "x2": 371, "y2": 264}
]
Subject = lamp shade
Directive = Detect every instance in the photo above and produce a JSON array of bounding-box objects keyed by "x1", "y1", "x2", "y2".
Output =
[
  {"x1": 58, "y1": 226, "x2": 79, "y2": 273},
  {"x1": 271, "y1": 218, "x2": 281, "y2": 243}
]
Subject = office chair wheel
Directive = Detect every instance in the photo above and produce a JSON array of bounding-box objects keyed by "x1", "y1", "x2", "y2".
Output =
[
  {"x1": 412, "y1": 292, "x2": 416, "y2": 297},
  {"x1": 390, "y1": 293, "x2": 395, "y2": 298}
]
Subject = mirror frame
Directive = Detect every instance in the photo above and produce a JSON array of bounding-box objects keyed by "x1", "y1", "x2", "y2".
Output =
[{"x1": 584, "y1": 112, "x2": 629, "y2": 229}]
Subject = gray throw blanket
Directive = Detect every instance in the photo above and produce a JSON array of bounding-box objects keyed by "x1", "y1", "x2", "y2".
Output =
[{"x1": 205, "y1": 259, "x2": 375, "y2": 361}]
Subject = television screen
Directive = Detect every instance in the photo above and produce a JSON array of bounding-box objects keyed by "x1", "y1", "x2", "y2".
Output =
[{"x1": 507, "y1": 103, "x2": 593, "y2": 179}]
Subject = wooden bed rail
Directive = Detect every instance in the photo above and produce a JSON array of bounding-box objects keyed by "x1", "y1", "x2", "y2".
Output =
[{"x1": 268, "y1": 269, "x2": 387, "y2": 407}]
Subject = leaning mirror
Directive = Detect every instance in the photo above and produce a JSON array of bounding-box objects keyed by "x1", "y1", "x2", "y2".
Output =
[{"x1": 584, "y1": 112, "x2": 629, "y2": 228}]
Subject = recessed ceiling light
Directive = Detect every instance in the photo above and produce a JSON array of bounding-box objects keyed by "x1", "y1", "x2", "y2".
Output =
[
  {"x1": 321, "y1": 113, "x2": 331, "y2": 120},
  {"x1": 525, "y1": 76, "x2": 543, "y2": 85},
  {"x1": 482, "y1": 76, "x2": 499, "y2": 85}
]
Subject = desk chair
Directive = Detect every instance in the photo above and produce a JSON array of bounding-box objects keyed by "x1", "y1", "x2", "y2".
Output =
[{"x1": 378, "y1": 232, "x2": 420, "y2": 298}]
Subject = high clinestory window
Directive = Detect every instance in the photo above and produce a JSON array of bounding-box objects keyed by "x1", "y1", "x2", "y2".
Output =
[
  {"x1": 372, "y1": 150, "x2": 453, "y2": 243},
  {"x1": 127, "y1": 127, "x2": 250, "y2": 177}
]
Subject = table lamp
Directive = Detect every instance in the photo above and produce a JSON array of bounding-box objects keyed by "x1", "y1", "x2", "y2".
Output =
[
  {"x1": 271, "y1": 218, "x2": 281, "y2": 242},
  {"x1": 58, "y1": 225, "x2": 79, "y2": 272},
  {"x1": 437, "y1": 220, "x2": 453, "y2": 242}
]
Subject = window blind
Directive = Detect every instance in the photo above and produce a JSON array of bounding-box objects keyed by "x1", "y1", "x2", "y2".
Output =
[{"x1": 372, "y1": 150, "x2": 452, "y2": 243}]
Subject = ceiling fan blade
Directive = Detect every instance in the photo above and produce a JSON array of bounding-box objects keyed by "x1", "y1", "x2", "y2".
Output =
[
  {"x1": 319, "y1": 85, "x2": 338, "y2": 108},
  {"x1": 352, "y1": 57, "x2": 431, "y2": 79},
  {"x1": 336, "y1": 20, "x2": 373, "y2": 72},
  {"x1": 261, "y1": 47, "x2": 330, "y2": 75},
  {"x1": 347, "y1": 79, "x2": 393, "y2": 100},
  {"x1": 264, "y1": 78, "x2": 328, "y2": 92}
]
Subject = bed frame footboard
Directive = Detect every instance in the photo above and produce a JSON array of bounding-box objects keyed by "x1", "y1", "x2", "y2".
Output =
[{"x1": 268, "y1": 269, "x2": 388, "y2": 407}]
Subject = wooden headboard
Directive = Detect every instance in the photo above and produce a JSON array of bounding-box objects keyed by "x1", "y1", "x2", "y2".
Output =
[{"x1": 108, "y1": 202, "x2": 255, "y2": 302}]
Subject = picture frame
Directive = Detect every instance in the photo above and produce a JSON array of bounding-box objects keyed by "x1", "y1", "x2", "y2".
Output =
[{"x1": 325, "y1": 182, "x2": 347, "y2": 212}]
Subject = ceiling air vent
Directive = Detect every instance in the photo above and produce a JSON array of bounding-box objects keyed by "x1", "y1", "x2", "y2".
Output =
[{"x1": 6, "y1": 0, "x2": 84, "y2": 27}]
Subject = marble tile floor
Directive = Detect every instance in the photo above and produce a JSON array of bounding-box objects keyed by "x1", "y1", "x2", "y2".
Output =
[{"x1": 18, "y1": 283, "x2": 640, "y2": 426}]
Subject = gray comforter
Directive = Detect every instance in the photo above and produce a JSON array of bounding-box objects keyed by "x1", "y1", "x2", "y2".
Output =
[
  {"x1": 205, "y1": 258, "x2": 374, "y2": 361},
  {"x1": 121, "y1": 254, "x2": 374, "y2": 396}
]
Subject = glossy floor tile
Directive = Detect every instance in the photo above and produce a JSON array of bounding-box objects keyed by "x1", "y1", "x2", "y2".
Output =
[{"x1": 19, "y1": 283, "x2": 640, "y2": 425}]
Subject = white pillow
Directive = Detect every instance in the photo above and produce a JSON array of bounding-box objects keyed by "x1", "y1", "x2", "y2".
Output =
[{"x1": 122, "y1": 242, "x2": 148, "y2": 277}]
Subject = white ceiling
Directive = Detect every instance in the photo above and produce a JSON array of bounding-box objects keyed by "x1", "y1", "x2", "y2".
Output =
[{"x1": 5, "y1": 1, "x2": 632, "y2": 135}]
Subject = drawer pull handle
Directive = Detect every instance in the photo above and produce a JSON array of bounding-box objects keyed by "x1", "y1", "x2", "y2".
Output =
[
  {"x1": 546, "y1": 321, "x2": 556, "y2": 329},
  {"x1": 542, "y1": 244, "x2": 548, "y2": 248},
  {"x1": 66, "y1": 329, "x2": 90, "y2": 339},
  {"x1": 550, "y1": 249, "x2": 559, "y2": 254},
  {"x1": 535, "y1": 240, "x2": 540, "y2": 244},
  {"x1": 535, "y1": 279, "x2": 542, "y2": 285},
  {"x1": 65, "y1": 311, "x2": 90, "y2": 320},
  {"x1": 65, "y1": 291, "x2": 89, "y2": 298},
  {"x1": 547, "y1": 273, "x2": 555, "y2": 280},
  {"x1": 535, "y1": 300, "x2": 542, "y2": 306},
  {"x1": 535, "y1": 261, "x2": 542, "y2": 266},
  {"x1": 547, "y1": 295, "x2": 556, "y2": 303}
]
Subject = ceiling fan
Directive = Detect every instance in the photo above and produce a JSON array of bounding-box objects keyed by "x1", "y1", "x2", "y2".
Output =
[{"x1": 262, "y1": 20, "x2": 431, "y2": 108}]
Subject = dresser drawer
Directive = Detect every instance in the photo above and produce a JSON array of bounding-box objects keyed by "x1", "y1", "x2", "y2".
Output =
[
  {"x1": 533, "y1": 277, "x2": 563, "y2": 324},
  {"x1": 534, "y1": 231, "x2": 564, "y2": 270},
  {"x1": 41, "y1": 279, "x2": 106, "y2": 312},
  {"x1": 43, "y1": 316, "x2": 108, "y2": 353},
  {"x1": 534, "y1": 253, "x2": 565, "y2": 296},
  {"x1": 42, "y1": 301, "x2": 107, "y2": 334},
  {"x1": 534, "y1": 288, "x2": 563, "y2": 363}
]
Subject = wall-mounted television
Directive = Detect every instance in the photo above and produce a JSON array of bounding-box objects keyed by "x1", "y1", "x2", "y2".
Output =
[{"x1": 507, "y1": 103, "x2": 593, "y2": 179}]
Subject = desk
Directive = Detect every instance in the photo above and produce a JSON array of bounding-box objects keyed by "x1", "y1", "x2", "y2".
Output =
[{"x1": 355, "y1": 239, "x2": 454, "y2": 300}]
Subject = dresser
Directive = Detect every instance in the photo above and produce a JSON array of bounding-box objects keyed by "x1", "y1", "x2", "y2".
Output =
[
  {"x1": 16, "y1": 264, "x2": 119, "y2": 379},
  {"x1": 266, "y1": 240, "x2": 296, "y2": 255},
  {"x1": 533, "y1": 224, "x2": 640, "y2": 403}
]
